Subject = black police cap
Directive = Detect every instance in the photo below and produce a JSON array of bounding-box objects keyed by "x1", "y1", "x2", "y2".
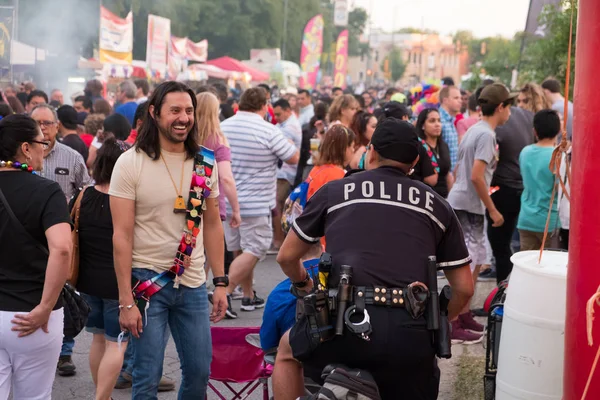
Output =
[{"x1": 370, "y1": 117, "x2": 420, "y2": 164}]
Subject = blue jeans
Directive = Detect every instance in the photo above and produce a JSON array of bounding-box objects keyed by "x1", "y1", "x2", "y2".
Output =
[
  {"x1": 60, "y1": 336, "x2": 74, "y2": 357},
  {"x1": 131, "y1": 269, "x2": 212, "y2": 400},
  {"x1": 121, "y1": 327, "x2": 170, "y2": 376}
]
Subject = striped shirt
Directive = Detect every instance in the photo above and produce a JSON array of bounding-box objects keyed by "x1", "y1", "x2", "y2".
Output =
[
  {"x1": 221, "y1": 111, "x2": 297, "y2": 217},
  {"x1": 276, "y1": 113, "x2": 302, "y2": 184},
  {"x1": 42, "y1": 141, "x2": 91, "y2": 201},
  {"x1": 440, "y1": 106, "x2": 458, "y2": 170}
]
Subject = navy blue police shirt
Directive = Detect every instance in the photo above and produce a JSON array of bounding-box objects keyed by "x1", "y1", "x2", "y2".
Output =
[{"x1": 292, "y1": 166, "x2": 471, "y2": 288}]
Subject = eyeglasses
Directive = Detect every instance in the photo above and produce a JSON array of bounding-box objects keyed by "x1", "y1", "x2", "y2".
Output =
[
  {"x1": 30, "y1": 140, "x2": 50, "y2": 150},
  {"x1": 36, "y1": 120, "x2": 56, "y2": 128}
]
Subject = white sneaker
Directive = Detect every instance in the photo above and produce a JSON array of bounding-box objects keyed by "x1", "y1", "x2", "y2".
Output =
[{"x1": 231, "y1": 286, "x2": 244, "y2": 300}]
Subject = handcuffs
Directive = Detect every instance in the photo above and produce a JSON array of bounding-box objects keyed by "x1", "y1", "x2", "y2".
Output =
[
  {"x1": 344, "y1": 286, "x2": 372, "y2": 341},
  {"x1": 344, "y1": 305, "x2": 372, "y2": 341}
]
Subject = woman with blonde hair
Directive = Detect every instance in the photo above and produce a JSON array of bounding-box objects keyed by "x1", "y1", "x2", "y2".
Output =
[
  {"x1": 326, "y1": 94, "x2": 359, "y2": 129},
  {"x1": 196, "y1": 92, "x2": 241, "y2": 230},
  {"x1": 517, "y1": 83, "x2": 552, "y2": 114}
]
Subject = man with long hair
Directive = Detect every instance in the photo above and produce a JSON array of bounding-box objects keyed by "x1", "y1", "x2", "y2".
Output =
[{"x1": 109, "y1": 81, "x2": 228, "y2": 398}]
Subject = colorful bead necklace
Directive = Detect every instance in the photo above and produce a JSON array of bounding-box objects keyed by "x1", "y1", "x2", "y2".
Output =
[
  {"x1": 0, "y1": 160, "x2": 35, "y2": 173},
  {"x1": 132, "y1": 146, "x2": 215, "y2": 299}
]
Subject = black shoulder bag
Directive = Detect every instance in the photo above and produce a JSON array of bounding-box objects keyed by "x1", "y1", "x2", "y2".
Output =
[{"x1": 0, "y1": 188, "x2": 90, "y2": 337}]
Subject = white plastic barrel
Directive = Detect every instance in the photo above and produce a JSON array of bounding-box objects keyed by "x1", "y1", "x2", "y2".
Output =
[{"x1": 496, "y1": 250, "x2": 568, "y2": 400}]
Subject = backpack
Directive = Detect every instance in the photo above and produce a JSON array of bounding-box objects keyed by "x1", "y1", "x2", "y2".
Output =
[
  {"x1": 281, "y1": 179, "x2": 310, "y2": 235},
  {"x1": 281, "y1": 165, "x2": 336, "y2": 235},
  {"x1": 302, "y1": 366, "x2": 382, "y2": 400}
]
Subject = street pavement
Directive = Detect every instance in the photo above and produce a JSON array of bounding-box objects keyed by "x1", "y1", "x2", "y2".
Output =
[
  {"x1": 50, "y1": 256, "x2": 494, "y2": 399},
  {"x1": 51, "y1": 255, "x2": 286, "y2": 400}
]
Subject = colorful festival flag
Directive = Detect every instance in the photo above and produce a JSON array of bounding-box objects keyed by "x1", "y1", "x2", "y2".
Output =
[
  {"x1": 299, "y1": 14, "x2": 324, "y2": 90},
  {"x1": 333, "y1": 30, "x2": 349, "y2": 89}
]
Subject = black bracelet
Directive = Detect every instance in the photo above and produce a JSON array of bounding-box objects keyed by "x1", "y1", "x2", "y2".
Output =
[{"x1": 292, "y1": 272, "x2": 310, "y2": 288}]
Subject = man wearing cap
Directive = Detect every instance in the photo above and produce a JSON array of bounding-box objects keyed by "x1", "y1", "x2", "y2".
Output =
[
  {"x1": 446, "y1": 83, "x2": 514, "y2": 343},
  {"x1": 272, "y1": 118, "x2": 474, "y2": 399},
  {"x1": 57, "y1": 105, "x2": 88, "y2": 162}
]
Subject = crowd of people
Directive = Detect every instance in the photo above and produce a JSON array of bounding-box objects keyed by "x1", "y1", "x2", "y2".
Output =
[{"x1": 0, "y1": 73, "x2": 571, "y2": 399}]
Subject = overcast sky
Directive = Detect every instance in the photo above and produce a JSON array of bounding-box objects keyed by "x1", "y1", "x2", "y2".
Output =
[{"x1": 352, "y1": 0, "x2": 530, "y2": 39}]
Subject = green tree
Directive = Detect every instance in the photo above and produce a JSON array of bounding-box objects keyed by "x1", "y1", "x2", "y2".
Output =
[
  {"x1": 347, "y1": 7, "x2": 368, "y2": 56},
  {"x1": 382, "y1": 47, "x2": 406, "y2": 82},
  {"x1": 396, "y1": 27, "x2": 439, "y2": 35},
  {"x1": 479, "y1": 35, "x2": 521, "y2": 85},
  {"x1": 519, "y1": 0, "x2": 577, "y2": 98},
  {"x1": 9, "y1": 0, "x2": 365, "y2": 69}
]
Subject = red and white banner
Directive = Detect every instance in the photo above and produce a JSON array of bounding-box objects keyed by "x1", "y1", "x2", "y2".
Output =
[
  {"x1": 186, "y1": 39, "x2": 207, "y2": 62},
  {"x1": 99, "y1": 6, "x2": 133, "y2": 65},
  {"x1": 168, "y1": 36, "x2": 208, "y2": 80},
  {"x1": 168, "y1": 36, "x2": 187, "y2": 79},
  {"x1": 146, "y1": 14, "x2": 171, "y2": 79},
  {"x1": 333, "y1": 30, "x2": 349, "y2": 89}
]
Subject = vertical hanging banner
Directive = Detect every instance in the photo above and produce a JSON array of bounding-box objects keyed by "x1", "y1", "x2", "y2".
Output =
[
  {"x1": 299, "y1": 14, "x2": 324, "y2": 90},
  {"x1": 99, "y1": 6, "x2": 133, "y2": 65},
  {"x1": 0, "y1": 7, "x2": 14, "y2": 68},
  {"x1": 146, "y1": 14, "x2": 171, "y2": 79},
  {"x1": 333, "y1": 30, "x2": 349, "y2": 89}
]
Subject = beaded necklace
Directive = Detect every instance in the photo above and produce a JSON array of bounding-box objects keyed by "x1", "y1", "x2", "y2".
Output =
[
  {"x1": 0, "y1": 160, "x2": 35, "y2": 173},
  {"x1": 132, "y1": 146, "x2": 215, "y2": 298}
]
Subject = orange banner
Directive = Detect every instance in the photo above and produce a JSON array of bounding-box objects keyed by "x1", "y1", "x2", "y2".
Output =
[{"x1": 333, "y1": 30, "x2": 349, "y2": 89}]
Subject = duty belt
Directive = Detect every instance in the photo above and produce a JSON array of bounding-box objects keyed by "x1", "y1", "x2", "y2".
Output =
[
  {"x1": 353, "y1": 286, "x2": 407, "y2": 308},
  {"x1": 351, "y1": 282, "x2": 430, "y2": 321}
]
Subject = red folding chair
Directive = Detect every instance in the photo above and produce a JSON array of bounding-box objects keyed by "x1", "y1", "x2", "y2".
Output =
[{"x1": 206, "y1": 326, "x2": 272, "y2": 400}]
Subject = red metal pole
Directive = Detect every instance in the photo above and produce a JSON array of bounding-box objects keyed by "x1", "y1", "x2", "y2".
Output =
[{"x1": 564, "y1": 0, "x2": 600, "y2": 398}]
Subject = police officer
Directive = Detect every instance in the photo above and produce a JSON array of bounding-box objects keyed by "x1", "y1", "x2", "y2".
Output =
[{"x1": 273, "y1": 118, "x2": 475, "y2": 399}]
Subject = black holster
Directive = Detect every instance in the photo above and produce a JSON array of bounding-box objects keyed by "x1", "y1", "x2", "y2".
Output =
[{"x1": 435, "y1": 286, "x2": 452, "y2": 359}]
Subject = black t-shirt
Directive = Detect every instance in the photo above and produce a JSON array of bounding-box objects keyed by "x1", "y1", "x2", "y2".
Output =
[
  {"x1": 292, "y1": 166, "x2": 471, "y2": 288},
  {"x1": 60, "y1": 134, "x2": 89, "y2": 163},
  {"x1": 492, "y1": 106, "x2": 534, "y2": 189},
  {"x1": 220, "y1": 103, "x2": 235, "y2": 121},
  {"x1": 0, "y1": 172, "x2": 72, "y2": 312},
  {"x1": 411, "y1": 146, "x2": 436, "y2": 184},
  {"x1": 429, "y1": 139, "x2": 451, "y2": 198},
  {"x1": 74, "y1": 187, "x2": 119, "y2": 300}
]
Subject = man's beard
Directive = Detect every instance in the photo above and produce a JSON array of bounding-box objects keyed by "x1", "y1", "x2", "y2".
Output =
[{"x1": 159, "y1": 121, "x2": 192, "y2": 144}]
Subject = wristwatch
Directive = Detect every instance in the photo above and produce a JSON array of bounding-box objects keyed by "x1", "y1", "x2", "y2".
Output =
[
  {"x1": 213, "y1": 276, "x2": 229, "y2": 287},
  {"x1": 292, "y1": 273, "x2": 311, "y2": 289}
]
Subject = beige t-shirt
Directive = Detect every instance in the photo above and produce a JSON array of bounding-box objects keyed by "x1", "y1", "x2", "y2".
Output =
[{"x1": 109, "y1": 148, "x2": 219, "y2": 288}]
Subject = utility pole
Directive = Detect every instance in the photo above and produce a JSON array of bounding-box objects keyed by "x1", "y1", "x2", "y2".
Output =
[
  {"x1": 13, "y1": 0, "x2": 18, "y2": 40},
  {"x1": 366, "y1": 0, "x2": 374, "y2": 86},
  {"x1": 282, "y1": 0, "x2": 289, "y2": 60}
]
